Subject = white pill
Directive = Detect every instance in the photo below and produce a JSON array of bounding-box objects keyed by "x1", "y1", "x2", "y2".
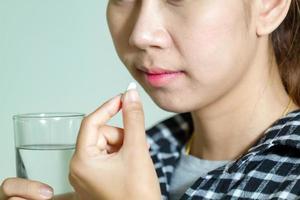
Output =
[{"x1": 127, "y1": 82, "x2": 137, "y2": 91}]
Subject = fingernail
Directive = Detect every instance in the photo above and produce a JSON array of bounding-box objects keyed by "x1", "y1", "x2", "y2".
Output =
[
  {"x1": 124, "y1": 82, "x2": 140, "y2": 102},
  {"x1": 39, "y1": 187, "x2": 53, "y2": 199}
]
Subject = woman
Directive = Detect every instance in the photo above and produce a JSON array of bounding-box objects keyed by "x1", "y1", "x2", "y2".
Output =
[{"x1": 1, "y1": 0, "x2": 300, "y2": 199}]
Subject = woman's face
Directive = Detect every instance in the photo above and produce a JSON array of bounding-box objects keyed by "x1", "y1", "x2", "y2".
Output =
[{"x1": 107, "y1": 0, "x2": 257, "y2": 113}]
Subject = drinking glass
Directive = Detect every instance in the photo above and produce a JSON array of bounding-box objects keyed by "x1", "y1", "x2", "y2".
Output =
[{"x1": 13, "y1": 112, "x2": 84, "y2": 195}]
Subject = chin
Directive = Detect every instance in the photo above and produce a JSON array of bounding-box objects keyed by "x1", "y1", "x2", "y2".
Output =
[
  {"x1": 150, "y1": 95, "x2": 197, "y2": 113},
  {"x1": 141, "y1": 86, "x2": 199, "y2": 113}
]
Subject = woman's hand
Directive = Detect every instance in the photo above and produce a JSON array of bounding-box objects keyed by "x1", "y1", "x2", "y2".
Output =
[
  {"x1": 69, "y1": 87, "x2": 161, "y2": 200},
  {"x1": 0, "y1": 178, "x2": 78, "y2": 200},
  {"x1": 0, "y1": 177, "x2": 54, "y2": 200}
]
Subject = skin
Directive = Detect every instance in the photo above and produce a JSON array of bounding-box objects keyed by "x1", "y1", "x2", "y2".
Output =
[
  {"x1": 1, "y1": 0, "x2": 299, "y2": 199},
  {"x1": 106, "y1": 0, "x2": 298, "y2": 160}
]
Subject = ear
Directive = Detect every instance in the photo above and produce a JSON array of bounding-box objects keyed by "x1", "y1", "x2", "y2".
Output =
[{"x1": 256, "y1": 0, "x2": 291, "y2": 36}]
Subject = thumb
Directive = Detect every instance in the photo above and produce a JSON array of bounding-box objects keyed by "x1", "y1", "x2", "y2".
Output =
[{"x1": 121, "y1": 83, "x2": 148, "y2": 151}]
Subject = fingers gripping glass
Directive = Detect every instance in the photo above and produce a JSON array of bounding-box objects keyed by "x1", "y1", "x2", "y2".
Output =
[{"x1": 13, "y1": 113, "x2": 84, "y2": 195}]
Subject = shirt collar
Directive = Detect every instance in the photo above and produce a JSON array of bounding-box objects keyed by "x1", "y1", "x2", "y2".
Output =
[{"x1": 148, "y1": 109, "x2": 300, "y2": 173}]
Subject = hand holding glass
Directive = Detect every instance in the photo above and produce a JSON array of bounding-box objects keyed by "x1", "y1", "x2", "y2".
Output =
[{"x1": 13, "y1": 113, "x2": 84, "y2": 195}]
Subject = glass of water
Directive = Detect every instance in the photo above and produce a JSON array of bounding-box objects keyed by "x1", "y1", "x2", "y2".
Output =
[{"x1": 13, "y1": 113, "x2": 84, "y2": 195}]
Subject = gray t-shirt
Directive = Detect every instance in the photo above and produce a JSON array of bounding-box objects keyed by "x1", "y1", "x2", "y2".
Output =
[{"x1": 169, "y1": 147, "x2": 230, "y2": 200}]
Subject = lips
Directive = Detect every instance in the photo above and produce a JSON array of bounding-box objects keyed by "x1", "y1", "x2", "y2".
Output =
[
  {"x1": 137, "y1": 66, "x2": 181, "y2": 74},
  {"x1": 137, "y1": 66, "x2": 184, "y2": 87}
]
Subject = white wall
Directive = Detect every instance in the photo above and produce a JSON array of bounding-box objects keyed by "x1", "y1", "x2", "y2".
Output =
[{"x1": 0, "y1": 0, "x2": 173, "y2": 182}]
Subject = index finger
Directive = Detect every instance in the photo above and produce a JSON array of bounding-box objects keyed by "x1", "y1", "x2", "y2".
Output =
[{"x1": 76, "y1": 94, "x2": 122, "y2": 149}]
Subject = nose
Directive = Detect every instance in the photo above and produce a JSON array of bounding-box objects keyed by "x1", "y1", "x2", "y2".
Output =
[{"x1": 128, "y1": 4, "x2": 171, "y2": 50}]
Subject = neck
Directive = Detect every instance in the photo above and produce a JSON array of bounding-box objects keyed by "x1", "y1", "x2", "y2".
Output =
[{"x1": 190, "y1": 41, "x2": 298, "y2": 161}]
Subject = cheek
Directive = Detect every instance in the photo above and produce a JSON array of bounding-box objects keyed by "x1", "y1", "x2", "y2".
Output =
[
  {"x1": 107, "y1": 7, "x2": 134, "y2": 65},
  {"x1": 178, "y1": 6, "x2": 250, "y2": 86}
]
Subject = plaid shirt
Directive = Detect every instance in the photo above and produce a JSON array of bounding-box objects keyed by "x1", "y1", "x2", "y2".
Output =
[{"x1": 146, "y1": 109, "x2": 300, "y2": 199}]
